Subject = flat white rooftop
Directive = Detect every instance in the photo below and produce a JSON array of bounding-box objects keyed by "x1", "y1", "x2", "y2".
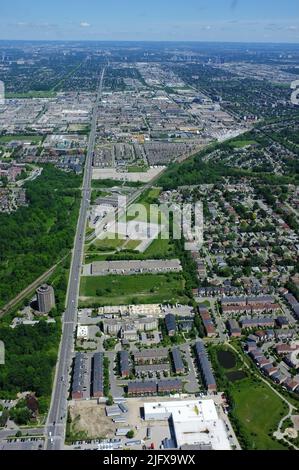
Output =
[{"x1": 144, "y1": 399, "x2": 231, "y2": 451}]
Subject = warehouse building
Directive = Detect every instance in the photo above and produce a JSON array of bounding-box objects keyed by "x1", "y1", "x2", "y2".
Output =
[
  {"x1": 106, "y1": 404, "x2": 123, "y2": 417},
  {"x1": 194, "y1": 341, "x2": 217, "y2": 392},
  {"x1": 143, "y1": 400, "x2": 231, "y2": 450},
  {"x1": 89, "y1": 259, "x2": 182, "y2": 276}
]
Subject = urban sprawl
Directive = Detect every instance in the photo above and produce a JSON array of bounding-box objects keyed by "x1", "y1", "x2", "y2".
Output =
[{"x1": 0, "y1": 41, "x2": 299, "y2": 452}]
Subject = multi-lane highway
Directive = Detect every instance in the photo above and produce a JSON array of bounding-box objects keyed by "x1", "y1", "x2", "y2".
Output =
[{"x1": 45, "y1": 67, "x2": 106, "y2": 450}]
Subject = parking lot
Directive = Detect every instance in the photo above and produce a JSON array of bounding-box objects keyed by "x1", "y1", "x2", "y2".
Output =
[
  {"x1": 180, "y1": 343, "x2": 201, "y2": 393},
  {"x1": 106, "y1": 351, "x2": 125, "y2": 397},
  {"x1": 0, "y1": 437, "x2": 44, "y2": 451}
]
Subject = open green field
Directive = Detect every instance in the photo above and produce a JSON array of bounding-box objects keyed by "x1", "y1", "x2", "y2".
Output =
[
  {"x1": 229, "y1": 139, "x2": 257, "y2": 148},
  {"x1": 230, "y1": 378, "x2": 288, "y2": 450},
  {"x1": 127, "y1": 165, "x2": 148, "y2": 173},
  {"x1": 124, "y1": 239, "x2": 141, "y2": 250},
  {"x1": 88, "y1": 235, "x2": 125, "y2": 252},
  {"x1": 90, "y1": 190, "x2": 109, "y2": 204},
  {"x1": 79, "y1": 273, "x2": 187, "y2": 306},
  {"x1": 6, "y1": 91, "x2": 56, "y2": 99},
  {"x1": 0, "y1": 134, "x2": 43, "y2": 144},
  {"x1": 210, "y1": 344, "x2": 289, "y2": 450},
  {"x1": 124, "y1": 187, "x2": 163, "y2": 223},
  {"x1": 143, "y1": 237, "x2": 176, "y2": 258}
]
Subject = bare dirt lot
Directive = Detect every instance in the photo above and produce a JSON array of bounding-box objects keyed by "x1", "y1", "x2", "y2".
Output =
[{"x1": 69, "y1": 401, "x2": 116, "y2": 439}]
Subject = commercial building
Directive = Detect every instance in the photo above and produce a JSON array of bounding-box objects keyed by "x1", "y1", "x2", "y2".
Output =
[
  {"x1": 89, "y1": 259, "x2": 182, "y2": 276},
  {"x1": 103, "y1": 317, "x2": 158, "y2": 336},
  {"x1": 36, "y1": 284, "x2": 55, "y2": 314},
  {"x1": 77, "y1": 324, "x2": 88, "y2": 340},
  {"x1": 194, "y1": 341, "x2": 217, "y2": 392},
  {"x1": 92, "y1": 353, "x2": 104, "y2": 398},
  {"x1": 143, "y1": 400, "x2": 231, "y2": 450}
]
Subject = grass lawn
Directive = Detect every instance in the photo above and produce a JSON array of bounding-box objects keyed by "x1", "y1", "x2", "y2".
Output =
[
  {"x1": 6, "y1": 91, "x2": 56, "y2": 99},
  {"x1": 198, "y1": 300, "x2": 211, "y2": 308},
  {"x1": 230, "y1": 378, "x2": 289, "y2": 450},
  {"x1": 127, "y1": 165, "x2": 148, "y2": 173},
  {"x1": 0, "y1": 134, "x2": 43, "y2": 144},
  {"x1": 229, "y1": 140, "x2": 257, "y2": 148},
  {"x1": 90, "y1": 190, "x2": 109, "y2": 204},
  {"x1": 143, "y1": 237, "x2": 176, "y2": 258},
  {"x1": 79, "y1": 273, "x2": 187, "y2": 306},
  {"x1": 89, "y1": 235, "x2": 125, "y2": 252},
  {"x1": 84, "y1": 253, "x2": 108, "y2": 263},
  {"x1": 124, "y1": 187, "x2": 163, "y2": 223},
  {"x1": 124, "y1": 239, "x2": 141, "y2": 250}
]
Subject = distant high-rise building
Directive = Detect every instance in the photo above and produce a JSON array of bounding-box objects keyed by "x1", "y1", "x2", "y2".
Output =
[{"x1": 36, "y1": 284, "x2": 55, "y2": 314}]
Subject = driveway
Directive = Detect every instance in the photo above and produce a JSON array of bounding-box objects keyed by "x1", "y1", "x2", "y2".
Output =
[
  {"x1": 105, "y1": 351, "x2": 124, "y2": 398},
  {"x1": 180, "y1": 344, "x2": 200, "y2": 393}
]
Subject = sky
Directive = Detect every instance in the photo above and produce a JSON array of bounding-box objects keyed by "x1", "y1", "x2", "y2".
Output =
[{"x1": 0, "y1": 0, "x2": 298, "y2": 43}]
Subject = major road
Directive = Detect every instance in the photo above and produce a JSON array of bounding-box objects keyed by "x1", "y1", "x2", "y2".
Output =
[{"x1": 45, "y1": 67, "x2": 106, "y2": 450}]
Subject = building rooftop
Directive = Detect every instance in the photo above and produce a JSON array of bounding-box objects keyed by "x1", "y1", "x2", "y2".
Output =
[
  {"x1": 144, "y1": 399, "x2": 231, "y2": 450},
  {"x1": 92, "y1": 352, "x2": 103, "y2": 395},
  {"x1": 172, "y1": 347, "x2": 184, "y2": 373}
]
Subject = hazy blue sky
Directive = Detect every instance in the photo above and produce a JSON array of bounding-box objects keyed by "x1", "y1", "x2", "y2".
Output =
[{"x1": 0, "y1": 0, "x2": 298, "y2": 42}]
